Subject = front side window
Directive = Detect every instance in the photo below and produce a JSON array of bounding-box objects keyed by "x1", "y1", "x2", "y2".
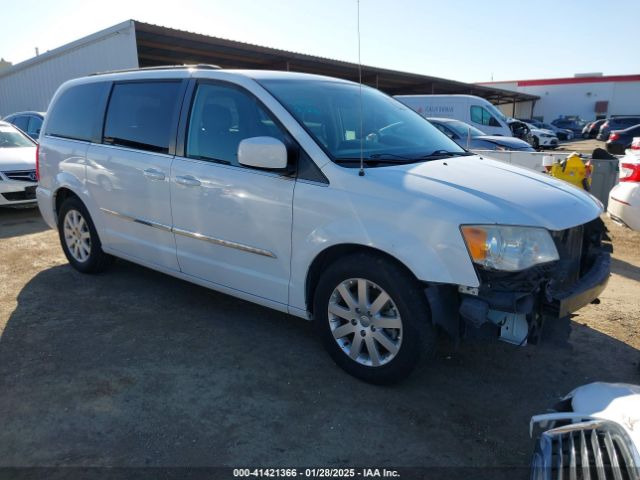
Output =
[
  {"x1": 103, "y1": 81, "x2": 182, "y2": 154},
  {"x1": 46, "y1": 82, "x2": 111, "y2": 142},
  {"x1": 186, "y1": 83, "x2": 288, "y2": 166},
  {"x1": 470, "y1": 106, "x2": 501, "y2": 127},
  {"x1": 259, "y1": 79, "x2": 464, "y2": 164}
]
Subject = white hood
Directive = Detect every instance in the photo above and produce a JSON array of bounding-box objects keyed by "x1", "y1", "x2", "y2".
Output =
[
  {"x1": 0, "y1": 146, "x2": 37, "y2": 172},
  {"x1": 378, "y1": 156, "x2": 602, "y2": 231}
]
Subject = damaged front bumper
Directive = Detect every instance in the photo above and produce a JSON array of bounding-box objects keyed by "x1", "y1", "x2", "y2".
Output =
[
  {"x1": 546, "y1": 250, "x2": 610, "y2": 318},
  {"x1": 429, "y1": 219, "x2": 612, "y2": 346}
]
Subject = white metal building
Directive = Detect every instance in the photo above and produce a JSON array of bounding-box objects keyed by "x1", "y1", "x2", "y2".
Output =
[
  {"x1": 0, "y1": 21, "x2": 139, "y2": 117},
  {"x1": 0, "y1": 20, "x2": 535, "y2": 118},
  {"x1": 478, "y1": 74, "x2": 640, "y2": 122}
]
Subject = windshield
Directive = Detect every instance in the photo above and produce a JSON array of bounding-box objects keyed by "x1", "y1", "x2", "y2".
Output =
[
  {"x1": 0, "y1": 125, "x2": 35, "y2": 148},
  {"x1": 259, "y1": 79, "x2": 465, "y2": 163},
  {"x1": 484, "y1": 102, "x2": 508, "y2": 123},
  {"x1": 440, "y1": 120, "x2": 486, "y2": 138}
]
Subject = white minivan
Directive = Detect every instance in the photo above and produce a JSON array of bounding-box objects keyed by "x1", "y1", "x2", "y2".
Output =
[
  {"x1": 395, "y1": 94, "x2": 514, "y2": 137},
  {"x1": 37, "y1": 66, "x2": 610, "y2": 384}
]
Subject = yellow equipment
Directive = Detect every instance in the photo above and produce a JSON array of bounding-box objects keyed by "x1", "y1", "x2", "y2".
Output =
[{"x1": 548, "y1": 152, "x2": 593, "y2": 191}]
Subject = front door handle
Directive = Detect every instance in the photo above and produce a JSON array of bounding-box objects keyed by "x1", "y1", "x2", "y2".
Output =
[
  {"x1": 143, "y1": 168, "x2": 166, "y2": 181},
  {"x1": 175, "y1": 175, "x2": 202, "y2": 187}
]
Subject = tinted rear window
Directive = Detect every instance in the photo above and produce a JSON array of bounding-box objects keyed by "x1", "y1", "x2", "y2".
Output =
[
  {"x1": 46, "y1": 82, "x2": 110, "y2": 142},
  {"x1": 103, "y1": 81, "x2": 182, "y2": 154}
]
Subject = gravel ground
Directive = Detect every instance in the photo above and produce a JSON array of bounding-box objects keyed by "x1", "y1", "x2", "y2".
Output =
[
  {"x1": 556, "y1": 138, "x2": 608, "y2": 154},
  {"x1": 0, "y1": 207, "x2": 638, "y2": 476}
]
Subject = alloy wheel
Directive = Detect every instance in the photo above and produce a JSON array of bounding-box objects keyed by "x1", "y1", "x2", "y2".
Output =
[
  {"x1": 63, "y1": 209, "x2": 91, "y2": 263},
  {"x1": 328, "y1": 278, "x2": 403, "y2": 367}
]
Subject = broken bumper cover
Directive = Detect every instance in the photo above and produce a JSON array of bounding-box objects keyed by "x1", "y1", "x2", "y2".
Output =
[
  {"x1": 456, "y1": 249, "x2": 611, "y2": 344},
  {"x1": 547, "y1": 251, "x2": 610, "y2": 318}
]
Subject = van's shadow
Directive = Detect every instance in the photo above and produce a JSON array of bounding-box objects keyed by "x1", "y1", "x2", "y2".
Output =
[
  {"x1": 611, "y1": 257, "x2": 640, "y2": 282},
  {"x1": 0, "y1": 207, "x2": 47, "y2": 238},
  {"x1": 0, "y1": 261, "x2": 638, "y2": 473}
]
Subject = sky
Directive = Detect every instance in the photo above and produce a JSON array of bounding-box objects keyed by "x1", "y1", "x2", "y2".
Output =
[{"x1": 1, "y1": 0, "x2": 639, "y2": 84}]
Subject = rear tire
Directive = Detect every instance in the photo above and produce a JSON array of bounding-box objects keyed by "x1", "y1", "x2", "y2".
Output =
[
  {"x1": 313, "y1": 253, "x2": 435, "y2": 384},
  {"x1": 57, "y1": 197, "x2": 113, "y2": 274}
]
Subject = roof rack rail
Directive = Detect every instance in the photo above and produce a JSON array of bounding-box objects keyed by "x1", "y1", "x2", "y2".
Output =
[{"x1": 89, "y1": 64, "x2": 221, "y2": 76}]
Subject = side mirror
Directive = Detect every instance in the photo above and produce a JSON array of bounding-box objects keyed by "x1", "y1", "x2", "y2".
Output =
[{"x1": 238, "y1": 136, "x2": 287, "y2": 170}]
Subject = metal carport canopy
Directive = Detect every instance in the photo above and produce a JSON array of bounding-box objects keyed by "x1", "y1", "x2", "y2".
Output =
[{"x1": 133, "y1": 21, "x2": 537, "y2": 106}]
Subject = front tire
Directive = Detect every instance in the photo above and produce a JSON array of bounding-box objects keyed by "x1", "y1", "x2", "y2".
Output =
[
  {"x1": 532, "y1": 136, "x2": 540, "y2": 150},
  {"x1": 57, "y1": 197, "x2": 113, "y2": 273},
  {"x1": 313, "y1": 253, "x2": 435, "y2": 384}
]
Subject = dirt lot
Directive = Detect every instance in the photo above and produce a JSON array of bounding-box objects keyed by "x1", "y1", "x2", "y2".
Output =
[
  {"x1": 0, "y1": 207, "x2": 638, "y2": 475},
  {"x1": 556, "y1": 138, "x2": 608, "y2": 154}
]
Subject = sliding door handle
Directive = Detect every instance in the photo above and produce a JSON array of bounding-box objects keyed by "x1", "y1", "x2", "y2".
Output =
[
  {"x1": 175, "y1": 175, "x2": 202, "y2": 187},
  {"x1": 143, "y1": 168, "x2": 166, "y2": 181}
]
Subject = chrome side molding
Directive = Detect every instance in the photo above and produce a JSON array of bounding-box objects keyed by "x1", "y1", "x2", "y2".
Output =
[
  {"x1": 100, "y1": 208, "x2": 276, "y2": 258},
  {"x1": 172, "y1": 227, "x2": 276, "y2": 258}
]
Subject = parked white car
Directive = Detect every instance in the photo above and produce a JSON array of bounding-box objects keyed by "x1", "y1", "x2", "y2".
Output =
[
  {"x1": 608, "y1": 140, "x2": 640, "y2": 231},
  {"x1": 0, "y1": 121, "x2": 38, "y2": 207},
  {"x1": 525, "y1": 122, "x2": 559, "y2": 150},
  {"x1": 37, "y1": 67, "x2": 610, "y2": 383}
]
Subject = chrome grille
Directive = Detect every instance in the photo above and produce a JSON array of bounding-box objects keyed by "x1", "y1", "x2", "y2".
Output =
[
  {"x1": 532, "y1": 420, "x2": 640, "y2": 480},
  {"x1": 2, "y1": 170, "x2": 37, "y2": 182}
]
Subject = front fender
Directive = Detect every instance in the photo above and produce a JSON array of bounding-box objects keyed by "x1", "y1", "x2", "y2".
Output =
[{"x1": 288, "y1": 182, "x2": 479, "y2": 313}]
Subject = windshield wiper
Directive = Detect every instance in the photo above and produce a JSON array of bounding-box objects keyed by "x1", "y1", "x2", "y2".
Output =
[
  {"x1": 368, "y1": 153, "x2": 415, "y2": 160},
  {"x1": 335, "y1": 150, "x2": 472, "y2": 167},
  {"x1": 334, "y1": 156, "x2": 422, "y2": 166},
  {"x1": 418, "y1": 150, "x2": 473, "y2": 160}
]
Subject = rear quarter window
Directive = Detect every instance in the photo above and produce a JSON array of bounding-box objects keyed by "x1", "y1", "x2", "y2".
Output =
[{"x1": 45, "y1": 82, "x2": 111, "y2": 142}]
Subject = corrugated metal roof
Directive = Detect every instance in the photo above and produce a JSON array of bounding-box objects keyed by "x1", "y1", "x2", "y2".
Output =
[
  {"x1": 132, "y1": 20, "x2": 538, "y2": 105},
  {"x1": 0, "y1": 19, "x2": 538, "y2": 105}
]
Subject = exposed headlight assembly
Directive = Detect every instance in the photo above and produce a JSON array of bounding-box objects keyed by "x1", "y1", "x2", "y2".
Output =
[{"x1": 461, "y1": 225, "x2": 559, "y2": 271}]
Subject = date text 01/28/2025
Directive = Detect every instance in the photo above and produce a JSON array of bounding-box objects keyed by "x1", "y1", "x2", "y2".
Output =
[{"x1": 233, "y1": 468, "x2": 400, "y2": 478}]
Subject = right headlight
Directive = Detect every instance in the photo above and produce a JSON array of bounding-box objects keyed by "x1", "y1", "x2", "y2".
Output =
[{"x1": 461, "y1": 225, "x2": 559, "y2": 272}]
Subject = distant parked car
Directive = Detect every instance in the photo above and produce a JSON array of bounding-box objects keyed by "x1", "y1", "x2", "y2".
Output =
[
  {"x1": 428, "y1": 118, "x2": 535, "y2": 151},
  {"x1": 608, "y1": 139, "x2": 640, "y2": 231},
  {"x1": 598, "y1": 116, "x2": 640, "y2": 141},
  {"x1": 524, "y1": 123, "x2": 559, "y2": 150},
  {"x1": 551, "y1": 118, "x2": 587, "y2": 135},
  {"x1": 0, "y1": 121, "x2": 38, "y2": 207},
  {"x1": 540, "y1": 122, "x2": 573, "y2": 141},
  {"x1": 518, "y1": 119, "x2": 573, "y2": 140},
  {"x1": 586, "y1": 119, "x2": 606, "y2": 138},
  {"x1": 2, "y1": 111, "x2": 45, "y2": 141},
  {"x1": 507, "y1": 119, "x2": 533, "y2": 143},
  {"x1": 606, "y1": 124, "x2": 640, "y2": 155}
]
